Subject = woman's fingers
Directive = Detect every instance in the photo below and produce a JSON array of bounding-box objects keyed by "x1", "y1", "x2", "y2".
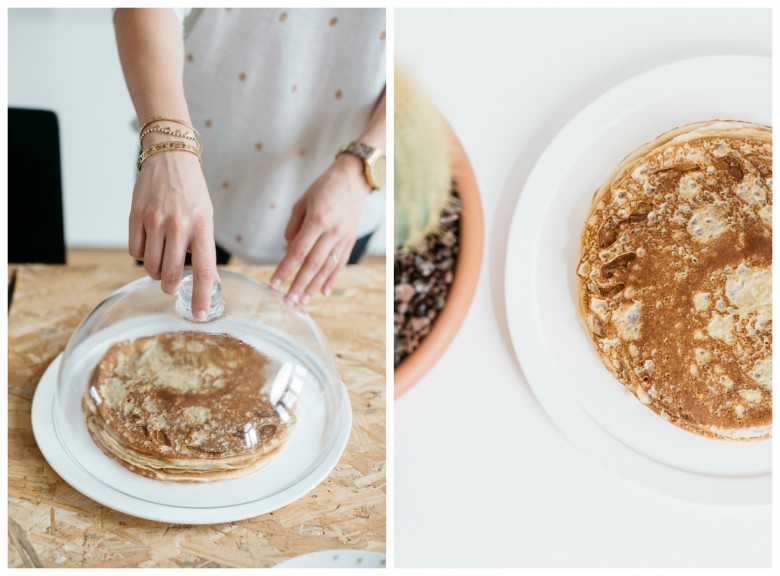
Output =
[
  {"x1": 288, "y1": 234, "x2": 341, "y2": 304},
  {"x1": 189, "y1": 221, "x2": 218, "y2": 320},
  {"x1": 304, "y1": 238, "x2": 351, "y2": 301},
  {"x1": 271, "y1": 221, "x2": 320, "y2": 292},
  {"x1": 284, "y1": 200, "x2": 305, "y2": 244},
  {"x1": 128, "y1": 211, "x2": 146, "y2": 260},
  {"x1": 321, "y1": 243, "x2": 351, "y2": 297},
  {"x1": 142, "y1": 217, "x2": 165, "y2": 280},
  {"x1": 160, "y1": 227, "x2": 188, "y2": 294}
]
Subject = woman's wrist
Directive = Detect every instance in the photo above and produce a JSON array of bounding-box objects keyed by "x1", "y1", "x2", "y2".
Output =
[
  {"x1": 333, "y1": 153, "x2": 372, "y2": 196},
  {"x1": 137, "y1": 115, "x2": 203, "y2": 171},
  {"x1": 138, "y1": 143, "x2": 203, "y2": 176}
]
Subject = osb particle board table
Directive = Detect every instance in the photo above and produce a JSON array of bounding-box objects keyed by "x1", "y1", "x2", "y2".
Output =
[{"x1": 8, "y1": 262, "x2": 386, "y2": 568}]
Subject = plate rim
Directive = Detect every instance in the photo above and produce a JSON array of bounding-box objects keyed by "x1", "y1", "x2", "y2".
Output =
[
  {"x1": 273, "y1": 549, "x2": 386, "y2": 569},
  {"x1": 504, "y1": 54, "x2": 772, "y2": 507},
  {"x1": 31, "y1": 353, "x2": 353, "y2": 524}
]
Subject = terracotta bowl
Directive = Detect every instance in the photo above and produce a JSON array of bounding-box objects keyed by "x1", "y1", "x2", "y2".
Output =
[{"x1": 394, "y1": 127, "x2": 484, "y2": 398}]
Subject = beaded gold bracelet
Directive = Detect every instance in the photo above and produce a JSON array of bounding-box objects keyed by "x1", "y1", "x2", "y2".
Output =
[
  {"x1": 137, "y1": 141, "x2": 202, "y2": 172},
  {"x1": 140, "y1": 124, "x2": 202, "y2": 150},
  {"x1": 139, "y1": 115, "x2": 200, "y2": 136},
  {"x1": 139, "y1": 116, "x2": 203, "y2": 154}
]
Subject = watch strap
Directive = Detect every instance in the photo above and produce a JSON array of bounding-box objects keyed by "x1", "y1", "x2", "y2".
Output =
[
  {"x1": 337, "y1": 141, "x2": 385, "y2": 191},
  {"x1": 337, "y1": 141, "x2": 376, "y2": 161}
]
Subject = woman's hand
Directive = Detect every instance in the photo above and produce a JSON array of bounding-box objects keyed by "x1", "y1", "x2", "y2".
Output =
[
  {"x1": 129, "y1": 146, "x2": 218, "y2": 320},
  {"x1": 271, "y1": 154, "x2": 371, "y2": 304}
]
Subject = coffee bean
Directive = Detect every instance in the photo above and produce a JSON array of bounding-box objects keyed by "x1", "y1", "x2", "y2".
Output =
[{"x1": 395, "y1": 283, "x2": 415, "y2": 302}]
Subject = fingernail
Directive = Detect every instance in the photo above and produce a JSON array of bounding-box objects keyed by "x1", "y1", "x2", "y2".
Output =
[
  {"x1": 195, "y1": 310, "x2": 207, "y2": 321},
  {"x1": 324, "y1": 288, "x2": 332, "y2": 297},
  {"x1": 289, "y1": 293, "x2": 299, "y2": 304},
  {"x1": 271, "y1": 278, "x2": 281, "y2": 290},
  {"x1": 301, "y1": 294, "x2": 310, "y2": 305}
]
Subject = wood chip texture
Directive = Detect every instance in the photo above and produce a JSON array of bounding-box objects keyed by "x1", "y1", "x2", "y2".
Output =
[{"x1": 8, "y1": 263, "x2": 385, "y2": 567}]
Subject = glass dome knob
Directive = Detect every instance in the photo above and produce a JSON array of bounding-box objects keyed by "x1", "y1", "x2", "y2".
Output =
[{"x1": 176, "y1": 272, "x2": 225, "y2": 322}]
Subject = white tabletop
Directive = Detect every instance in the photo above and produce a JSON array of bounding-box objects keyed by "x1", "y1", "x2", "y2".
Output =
[{"x1": 394, "y1": 8, "x2": 771, "y2": 568}]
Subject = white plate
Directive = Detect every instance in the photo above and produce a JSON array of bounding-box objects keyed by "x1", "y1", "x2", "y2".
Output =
[
  {"x1": 274, "y1": 549, "x2": 386, "y2": 569},
  {"x1": 32, "y1": 354, "x2": 352, "y2": 524},
  {"x1": 505, "y1": 55, "x2": 771, "y2": 507}
]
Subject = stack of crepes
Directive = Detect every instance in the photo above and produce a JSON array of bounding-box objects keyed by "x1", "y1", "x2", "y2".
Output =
[
  {"x1": 84, "y1": 331, "x2": 291, "y2": 482},
  {"x1": 577, "y1": 120, "x2": 772, "y2": 440}
]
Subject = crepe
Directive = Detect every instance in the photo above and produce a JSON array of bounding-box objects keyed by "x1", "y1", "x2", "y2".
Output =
[
  {"x1": 84, "y1": 331, "x2": 292, "y2": 482},
  {"x1": 577, "y1": 120, "x2": 772, "y2": 440}
]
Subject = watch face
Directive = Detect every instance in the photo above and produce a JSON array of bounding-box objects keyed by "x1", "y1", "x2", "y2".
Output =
[{"x1": 371, "y1": 154, "x2": 386, "y2": 189}]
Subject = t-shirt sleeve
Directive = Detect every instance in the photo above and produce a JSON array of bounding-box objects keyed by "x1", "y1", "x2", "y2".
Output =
[{"x1": 171, "y1": 8, "x2": 192, "y2": 34}]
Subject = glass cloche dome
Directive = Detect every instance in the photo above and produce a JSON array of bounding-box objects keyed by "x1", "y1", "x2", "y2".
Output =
[{"x1": 54, "y1": 270, "x2": 349, "y2": 509}]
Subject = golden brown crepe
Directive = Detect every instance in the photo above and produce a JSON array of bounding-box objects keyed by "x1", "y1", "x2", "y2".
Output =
[
  {"x1": 577, "y1": 120, "x2": 772, "y2": 440},
  {"x1": 84, "y1": 331, "x2": 292, "y2": 481}
]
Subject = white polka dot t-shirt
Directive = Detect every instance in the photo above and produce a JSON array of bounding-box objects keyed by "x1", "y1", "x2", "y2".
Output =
[{"x1": 176, "y1": 8, "x2": 386, "y2": 263}]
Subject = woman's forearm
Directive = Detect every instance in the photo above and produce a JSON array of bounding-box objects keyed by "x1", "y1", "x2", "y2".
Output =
[
  {"x1": 358, "y1": 87, "x2": 386, "y2": 150},
  {"x1": 114, "y1": 8, "x2": 190, "y2": 124}
]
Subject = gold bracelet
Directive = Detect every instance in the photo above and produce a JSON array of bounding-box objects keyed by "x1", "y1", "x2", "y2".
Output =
[
  {"x1": 137, "y1": 141, "x2": 202, "y2": 172},
  {"x1": 139, "y1": 116, "x2": 202, "y2": 143},
  {"x1": 140, "y1": 124, "x2": 202, "y2": 150}
]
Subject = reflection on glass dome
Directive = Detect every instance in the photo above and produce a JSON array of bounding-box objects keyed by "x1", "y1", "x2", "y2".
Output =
[{"x1": 269, "y1": 362, "x2": 307, "y2": 424}]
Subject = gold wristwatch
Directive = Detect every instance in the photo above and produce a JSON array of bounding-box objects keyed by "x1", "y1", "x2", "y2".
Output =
[{"x1": 337, "y1": 141, "x2": 386, "y2": 191}]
